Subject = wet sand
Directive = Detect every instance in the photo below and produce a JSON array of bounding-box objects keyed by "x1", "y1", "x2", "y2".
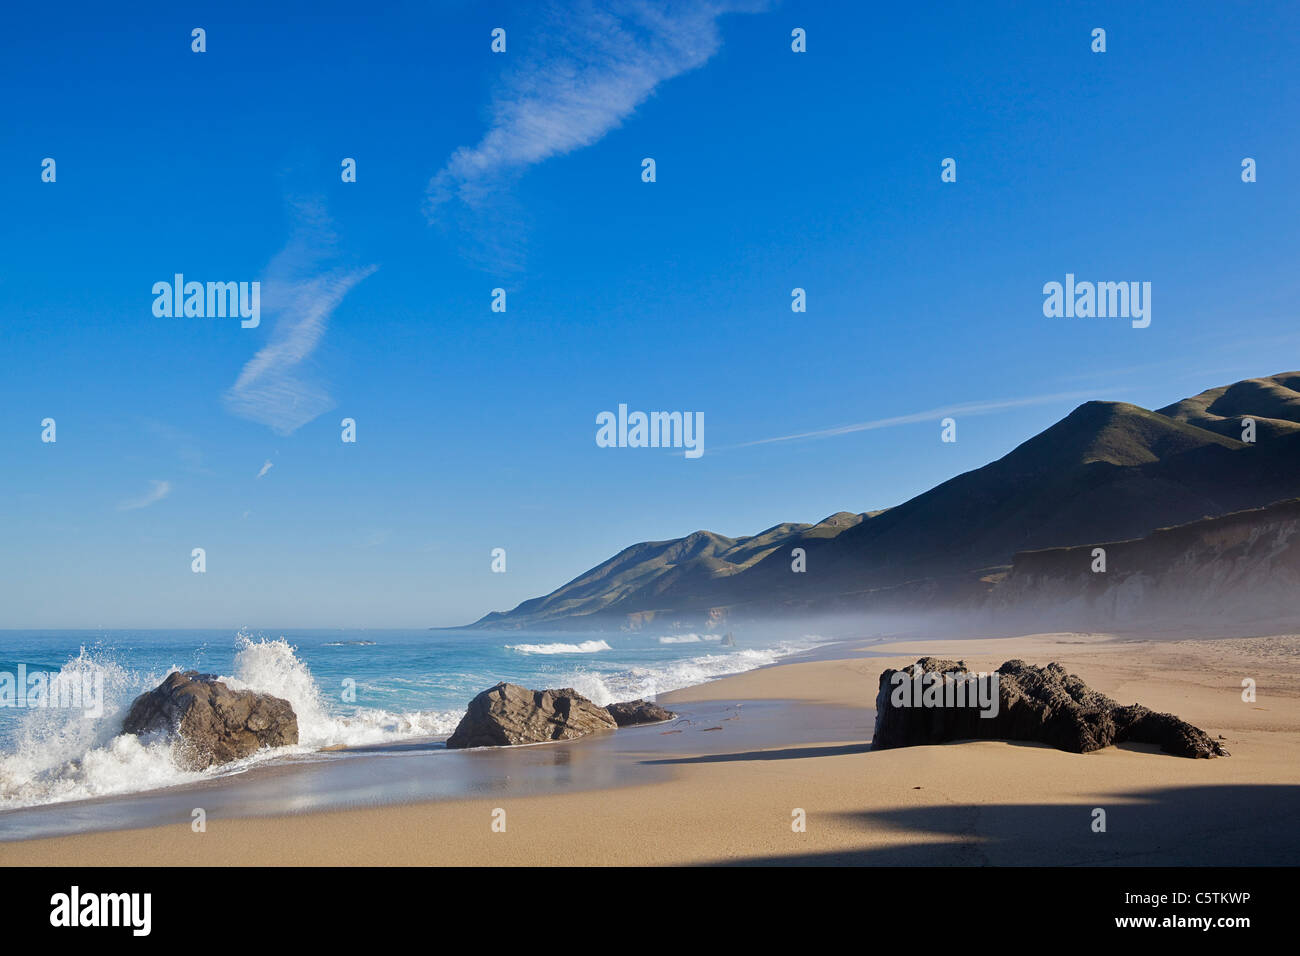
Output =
[{"x1": 2, "y1": 631, "x2": 1298, "y2": 865}]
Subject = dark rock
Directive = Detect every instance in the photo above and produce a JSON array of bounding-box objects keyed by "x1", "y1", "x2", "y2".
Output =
[
  {"x1": 446, "y1": 682, "x2": 618, "y2": 748},
  {"x1": 871, "y1": 657, "x2": 1227, "y2": 759},
  {"x1": 605, "y1": 699, "x2": 677, "y2": 727},
  {"x1": 122, "y1": 670, "x2": 298, "y2": 770}
]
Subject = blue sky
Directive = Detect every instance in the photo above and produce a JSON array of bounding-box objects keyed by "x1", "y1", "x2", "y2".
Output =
[{"x1": 2, "y1": 0, "x2": 1298, "y2": 628}]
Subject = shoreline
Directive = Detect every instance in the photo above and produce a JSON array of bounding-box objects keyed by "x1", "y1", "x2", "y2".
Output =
[
  {"x1": 0, "y1": 635, "x2": 866, "y2": 843},
  {"x1": 2, "y1": 630, "x2": 1299, "y2": 865}
]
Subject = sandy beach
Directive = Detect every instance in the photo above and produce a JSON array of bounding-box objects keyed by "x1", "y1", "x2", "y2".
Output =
[{"x1": 3, "y1": 630, "x2": 1298, "y2": 866}]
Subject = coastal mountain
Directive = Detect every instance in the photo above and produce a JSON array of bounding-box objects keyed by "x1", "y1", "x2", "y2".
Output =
[
  {"x1": 474, "y1": 512, "x2": 872, "y2": 628},
  {"x1": 1157, "y1": 373, "x2": 1300, "y2": 440},
  {"x1": 994, "y1": 496, "x2": 1300, "y2": 630},
  {"x1": 473, "y1": 373, "x2": 1300, "y2": 630}
]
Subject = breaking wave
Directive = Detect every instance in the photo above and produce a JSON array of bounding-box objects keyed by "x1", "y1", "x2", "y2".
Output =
[
  {"x1": 559, "y1": 639, "x2": 826, "y2": 706},
  {"x1": 0, "y1": 633, "x2": 459, "y2": 811},
  {"x1": 506, "y1": 640, "x2": 612, "y2": 655},
  {"x1": 0, "y1": 630, "x2": 829, "y2": 811}
]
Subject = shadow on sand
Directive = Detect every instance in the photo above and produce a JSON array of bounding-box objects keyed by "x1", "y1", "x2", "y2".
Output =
[{"x1": 700, "y1": 783, "x2": 1300, "y2": 865}]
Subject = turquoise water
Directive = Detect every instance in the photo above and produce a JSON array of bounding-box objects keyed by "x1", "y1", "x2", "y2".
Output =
[{"x1": 0, "y1": 626, "x2": 825, "y2": 809}]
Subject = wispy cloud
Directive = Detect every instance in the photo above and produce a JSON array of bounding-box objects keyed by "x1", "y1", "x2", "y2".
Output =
[
  {"x1": 717, "y1": 390, "x2": 1106, "y2": 452},
  {"x1": 427, "y1": 0, "x2": 766, "y2": 266},
  {"x1": 256, "y1": 460, "x2": 274, "y2": 479},
  {"x1": 224, "y1": 198, "x2": 376, "y2": 435},
  {"x1": 118, "y1": 480, "x2": 172, "y2": 512}
]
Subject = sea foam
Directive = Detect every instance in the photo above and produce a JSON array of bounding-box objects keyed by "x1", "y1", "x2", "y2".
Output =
[
  {"x1": 506, "y1": 640, "x2": 612, "y2": 655},
  {"x1": 560, "y1": 640, "x2": 823, "y2": 706},
  {"x1": 0, "y1": 630, "x2": 827, "y2": 810},
  {"x1": 0, "y1": 633, "x2": 459, "y2": 810}
]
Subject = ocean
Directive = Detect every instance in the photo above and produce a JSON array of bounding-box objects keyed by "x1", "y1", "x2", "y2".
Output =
[{"x1": 0, "y1": 627, "x2": 827, "y2": 811}]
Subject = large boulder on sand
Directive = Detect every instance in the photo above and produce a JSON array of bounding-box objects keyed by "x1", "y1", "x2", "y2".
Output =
[
  {"x1": 605, "y1": 699, "x2": 677, "y2": 727},
  {"x1": 871, "y1": 657, "x2": 1227, "y2": 759},
  {"x1": 122, "y1": 670, "x2": 299, "y2": 770},
  {"x1": 446, "y1": 682, "x2": 618, "y2": 748}
]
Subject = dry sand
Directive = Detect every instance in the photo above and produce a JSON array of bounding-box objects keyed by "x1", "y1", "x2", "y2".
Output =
[{"x1": 3, "y1": 631, "x2": 1298, "y2": 866}]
